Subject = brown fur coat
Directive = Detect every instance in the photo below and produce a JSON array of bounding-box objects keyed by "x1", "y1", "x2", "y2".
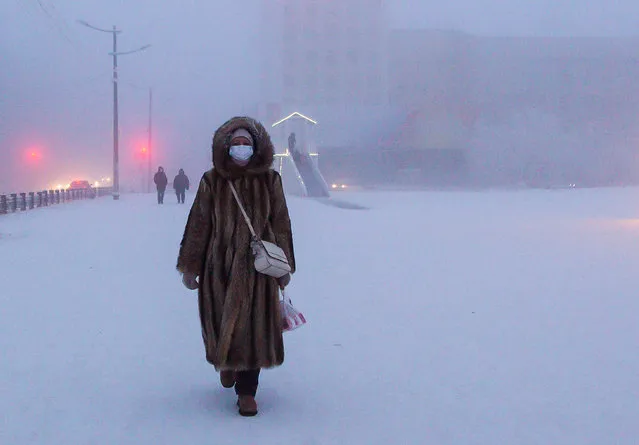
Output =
[{"x1": 176, "y1": 116, "x2": 296, "y2": 371}]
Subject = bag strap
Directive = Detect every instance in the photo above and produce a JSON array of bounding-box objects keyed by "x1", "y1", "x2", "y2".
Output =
[{"x1": 228, "y1": 180, "x2": 258, "y2": 239}]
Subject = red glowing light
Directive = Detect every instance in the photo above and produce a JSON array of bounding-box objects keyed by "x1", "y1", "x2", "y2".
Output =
[{"x1": 25, "y1": 148, "x2": 43, "y2": 163}]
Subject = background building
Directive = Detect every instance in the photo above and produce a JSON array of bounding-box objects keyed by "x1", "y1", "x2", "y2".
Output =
[
  {"x1": 260, "y1": 1, "x2": 639, "y2": 188},
  {"x1": 259, "y1": 0, "x2": 393, "y2": 157},
  {"x1": 262, "y1": 0, "x2": 388, "y2": 108}
]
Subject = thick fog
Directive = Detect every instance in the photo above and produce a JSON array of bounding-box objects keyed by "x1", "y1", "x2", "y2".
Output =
[
  {"x1": 1, "y1": 0, "x2": 639, "y2": 193},
  {"x1": 395, "y1": 1, "x2": 639, "y2": 37}
]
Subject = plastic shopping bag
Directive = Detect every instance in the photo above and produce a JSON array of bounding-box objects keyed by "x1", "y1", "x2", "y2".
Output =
[{"x1": 280, "y1": 290, "x2": 306, "y2": 332}]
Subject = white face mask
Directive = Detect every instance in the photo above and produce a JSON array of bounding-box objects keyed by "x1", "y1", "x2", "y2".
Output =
[{"x1": 229, "y1": 145, "x2": 254, "y2": 161}]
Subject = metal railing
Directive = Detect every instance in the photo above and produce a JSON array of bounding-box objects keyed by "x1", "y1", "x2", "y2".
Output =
[{"x1": 0, "y1": 187, "x2": 113, "y2": 215}]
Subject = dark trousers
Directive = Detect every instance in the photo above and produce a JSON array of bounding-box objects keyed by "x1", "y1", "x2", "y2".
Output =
[
  {"x1": 176, "y1": 190, "x2": 185, "y2": 204},
  {"x1": 235, "y1": 369, "x2": 260, "y2": 397},
  {"x1": 157, "y1": 189, "x2": 165, "y2": 204}
]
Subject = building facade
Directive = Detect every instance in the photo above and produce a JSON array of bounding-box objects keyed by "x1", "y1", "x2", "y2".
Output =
[
  {"x1": 259, "y1": 2, "x2": 639, "y2": 187},
  {"x1": 262, "y1": 0, "x2": 388, "y2": 109}
]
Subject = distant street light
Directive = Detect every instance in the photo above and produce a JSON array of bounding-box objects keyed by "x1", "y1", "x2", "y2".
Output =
[{"x1": 77, "y1": 20, "x2": 150, "y2": 201}]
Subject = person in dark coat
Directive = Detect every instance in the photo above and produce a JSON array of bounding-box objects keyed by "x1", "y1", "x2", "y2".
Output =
[
  {"x1": 288, "y1": 132, "x2": 296, "y2": 152},
  {"x1": 153, "y1": 166, "x2": 168, "y2": 204},
  {"x1": 176, "y1": 116, "x2": 295, "y2": 417},
  {"x1": 288, "y1": 132, "x2": 301, "y2": 163},
  {"x1": 173, "y1": 169, "x2": 190, "y2": 204}
]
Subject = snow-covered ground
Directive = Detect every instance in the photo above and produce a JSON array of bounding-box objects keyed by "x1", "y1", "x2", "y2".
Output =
[{"x1": 1, "y1": 187, "x2": 638, "y2": 444}]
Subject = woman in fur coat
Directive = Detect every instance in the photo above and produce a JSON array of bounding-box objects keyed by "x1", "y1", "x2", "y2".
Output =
[{"x1": 176, "y1": 116, "x2": 296, "y2": 416}]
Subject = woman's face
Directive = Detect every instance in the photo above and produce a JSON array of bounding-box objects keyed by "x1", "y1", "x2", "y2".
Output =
[{"x1": 230, "y1": 136, "x2": 253, "y2": 166}]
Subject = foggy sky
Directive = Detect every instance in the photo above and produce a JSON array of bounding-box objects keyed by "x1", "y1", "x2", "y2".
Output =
[
  {"x1": 393, "y1": 0, "x2": 639, "y2": 37},
  {"x1": 2, "y1": 0, "x2": 639, "y2": 192}
]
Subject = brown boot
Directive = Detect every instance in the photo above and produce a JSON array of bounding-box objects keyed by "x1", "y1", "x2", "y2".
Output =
[
  {"x1": 237, "y1": 395, "x2": 258, "y2": 417},
  {"x1": 220, "y1": 370, "x2": 235, "y2": 389}
]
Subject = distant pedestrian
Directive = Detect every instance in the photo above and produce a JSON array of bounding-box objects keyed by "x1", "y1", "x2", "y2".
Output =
[
  {"x1": 289, "y1": 133, "x2": 302, "y2": 164},
  {"x1": 173, "y1": 168, "x2": 190, "y2": 204},
  {"x1": 288, "y1": 132, "x2": 296, "y2": 152},
  {"x1": 154, "y1": 166, "x2": 168, "y2": 204}
]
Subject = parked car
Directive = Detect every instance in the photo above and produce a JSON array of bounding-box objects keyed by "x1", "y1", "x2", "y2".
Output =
[
  {"x1": 67, "y1": 180, "x2": 95, "y2": 198},
  {"x1": 68, "y1": 180, "x2": 92, "y2": 190},
  {"x1": 331, "y1": 183, "x2": 349, "y2": 191}
]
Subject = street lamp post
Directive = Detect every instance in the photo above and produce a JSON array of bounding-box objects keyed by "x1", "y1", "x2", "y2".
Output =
[
  {"x1": 147, "y1": 88, "x2": 153, "y2": 194},
  {"x1": 77, "y1": 20, "x2": 150, "y2": 201}
]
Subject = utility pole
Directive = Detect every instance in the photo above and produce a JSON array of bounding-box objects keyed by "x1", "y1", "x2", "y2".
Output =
[
  {"x1": 77, "y1": 20, "x2": 150, "y2": 201},
  {"x1": 112, "y1": 26, "x2": 120, "y2": 200},
  {"x1": 147, "y1": 88, "x2": 153, "y2": 193}
]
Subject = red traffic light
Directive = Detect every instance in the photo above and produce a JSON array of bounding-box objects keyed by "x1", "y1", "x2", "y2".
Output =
[
  {"x1": 25, "y1": 148, "x2": 43, "y2": 164},
  {"x1": 134, "y1": 145, "x2": 149, "y2": 161}
]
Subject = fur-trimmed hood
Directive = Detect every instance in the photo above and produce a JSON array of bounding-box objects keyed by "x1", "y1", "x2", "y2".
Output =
[{"x1": 212, "y1": 116, "x2": 275, "y2": 179}]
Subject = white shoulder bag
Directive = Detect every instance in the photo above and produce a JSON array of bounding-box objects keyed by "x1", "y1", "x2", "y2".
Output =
[{"x1": 228, "y1": 181, "x2": 292, "y2": 278}]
